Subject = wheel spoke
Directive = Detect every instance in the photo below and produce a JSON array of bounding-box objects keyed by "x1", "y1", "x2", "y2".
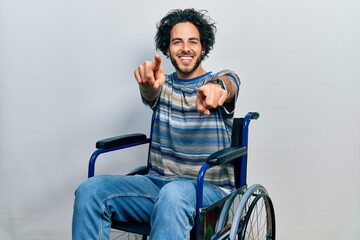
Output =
[{"x1": 242, "y1": 189, "x2": 274, "y2": 240}]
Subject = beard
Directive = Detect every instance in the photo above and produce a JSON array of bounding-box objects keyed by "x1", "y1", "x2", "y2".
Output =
[{"x1": 169, "y1": 54, "x2": 203, "y2": 77}]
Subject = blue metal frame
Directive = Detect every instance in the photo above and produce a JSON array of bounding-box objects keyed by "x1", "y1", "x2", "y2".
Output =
[
  {"x1": 87, "y1": 111, "x2": 258, "y2": 240},
  {"x1": 195, "y1": 162, "x2": 211, "y2": 240},
  {"x1": 238, "y1": 112, "x2": 252, "y2": 187},
  {"x1": 88, "y1": 139, "x2": 151, "y2": 178},
  {"x1": 194, "y1": 112, "x2": 258, "y2": 240},
  {"x1": 88, "y1": 113, "x2": 155, "y2": 178}
]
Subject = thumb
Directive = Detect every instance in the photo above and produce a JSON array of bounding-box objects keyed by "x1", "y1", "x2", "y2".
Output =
[
  {"x1": 196, "y1": 88, "x2": 211, "y2": 115},
  {"x1": 197, "y1": 86, "x2": 207, "y2": 99}
]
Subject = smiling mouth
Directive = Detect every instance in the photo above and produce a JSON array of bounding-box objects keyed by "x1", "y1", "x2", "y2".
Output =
[{"x1": 179, "y1": 55, "x2": 194, "y2": 64}]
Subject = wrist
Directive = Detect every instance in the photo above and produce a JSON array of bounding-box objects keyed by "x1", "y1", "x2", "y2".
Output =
[{"x1": 139, "y1": 85, "x2": 160, "y2": 102}]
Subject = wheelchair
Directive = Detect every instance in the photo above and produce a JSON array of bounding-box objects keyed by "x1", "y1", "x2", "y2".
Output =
[{"x1": 88, "y1": 112, "x2": 276, "y2": 240}]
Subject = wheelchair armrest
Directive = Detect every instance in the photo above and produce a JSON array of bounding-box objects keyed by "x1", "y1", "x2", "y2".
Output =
[
  {"x1": 126, "y1": 166, "x2": 148, "y2": 176},
  {"x1": 89, "y1": 133, "x2": 150, "y2": 178},
  {"x1": 207, "y1": 146, "x2": 247, "y2": 166},
  {"x1": 96, "y1": 133, "x2": 147, "y2": 149}
]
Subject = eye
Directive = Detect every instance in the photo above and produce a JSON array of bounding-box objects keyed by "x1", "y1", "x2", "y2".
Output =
[{"x1": 172, "y1": 39, "x2": 182, "y2": 46}]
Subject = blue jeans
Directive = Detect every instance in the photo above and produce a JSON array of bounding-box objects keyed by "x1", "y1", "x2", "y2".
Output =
[{"x1": 72, "y1": 174, "x2": 226, "y2": 240}]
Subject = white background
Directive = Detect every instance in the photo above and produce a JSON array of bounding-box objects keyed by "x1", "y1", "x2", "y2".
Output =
[{"x1": 1, "y1": 0, "x2": 359, "y2": 239}]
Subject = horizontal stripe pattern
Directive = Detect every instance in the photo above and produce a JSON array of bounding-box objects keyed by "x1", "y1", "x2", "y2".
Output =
[{"x1": 143, "y1": 70, "x2": 240, "y2": 190}]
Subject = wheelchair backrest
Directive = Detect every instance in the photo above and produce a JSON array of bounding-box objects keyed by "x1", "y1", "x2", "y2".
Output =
[
  {"x1": 231, "y1": 118, "x2": 244, "y2": 189},
  {"x1": 146, "y1": 114, "x2": 248, "y2": 189}
]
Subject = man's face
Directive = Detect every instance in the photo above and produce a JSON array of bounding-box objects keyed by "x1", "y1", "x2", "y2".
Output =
[{"x1": 167, "y1": 22, "x2": 205, "y2": 79}]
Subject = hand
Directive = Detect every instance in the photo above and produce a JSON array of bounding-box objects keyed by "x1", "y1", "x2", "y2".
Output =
[
  {"x1": 195, "y1": 83, "x2": 228, "y2": 115},
  {"x1": 134, "y1": 54, "x2": 165, "y2": 91}
]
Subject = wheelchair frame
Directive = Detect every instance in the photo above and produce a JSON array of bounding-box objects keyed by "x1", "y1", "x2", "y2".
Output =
[{"x1": 87, "y1": 112, "x2": 275, "y2": 240}]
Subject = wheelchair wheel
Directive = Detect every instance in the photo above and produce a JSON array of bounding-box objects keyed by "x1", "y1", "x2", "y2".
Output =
[
  {"x1": 229, "y1": 184, "x2": 275, "y2": 240},
  {"x1": 110, "y1": 230, "x2": 146, "y2": 240},
  {"x1": 213, "y1": 186, "x2": 247, "y2": 236}
]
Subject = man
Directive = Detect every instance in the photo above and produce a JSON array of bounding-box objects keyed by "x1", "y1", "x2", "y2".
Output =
[{"x1": 72, "y1": 8, "x2": 240, "y2": 240}]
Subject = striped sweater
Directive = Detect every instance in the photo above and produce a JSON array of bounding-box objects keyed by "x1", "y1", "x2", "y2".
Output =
[{"x1": 143, "y1": 70, "x2": 240, "y2": 190}]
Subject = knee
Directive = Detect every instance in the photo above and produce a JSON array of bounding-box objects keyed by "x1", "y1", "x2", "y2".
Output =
[
  {"x1": 74, "y1": 176, "x2": 106, "y2": 206},
  {"x1": 152, "y1": 180, "x2": 197, "y2": 231},
  {"x1": 157, "y1": 180, "x2": 196, "y2": 209},
  {"x1": 75, "y1": 177, "x2": 97, "y2": 195}
]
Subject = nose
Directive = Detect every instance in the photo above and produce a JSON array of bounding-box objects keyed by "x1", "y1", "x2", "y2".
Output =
[{"x1": 182, "y1": 42, "x2": 190, "y2": 52}]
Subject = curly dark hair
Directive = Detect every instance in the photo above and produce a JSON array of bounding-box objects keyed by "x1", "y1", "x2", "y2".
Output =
[{"x1": 155, "y1": 8, "x2": 217, "y2": 59}]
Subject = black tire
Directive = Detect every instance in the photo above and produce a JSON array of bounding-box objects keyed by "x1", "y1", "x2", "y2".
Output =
[
  {"x1": 227, "y1": 184, "x2": 275, "y2": 240},
  {"x1": 241, "y1": 193, "x2": 275, "y2": 240}
]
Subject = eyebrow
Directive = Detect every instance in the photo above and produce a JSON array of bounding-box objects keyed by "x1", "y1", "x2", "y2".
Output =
[{"x1": 171, "y1": 37, "x2": 200, "y2": 42}]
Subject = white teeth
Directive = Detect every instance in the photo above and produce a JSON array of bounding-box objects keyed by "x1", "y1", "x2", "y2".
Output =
[{"x1": 180, "y1": 56, "x2": 192, "y2": 60}]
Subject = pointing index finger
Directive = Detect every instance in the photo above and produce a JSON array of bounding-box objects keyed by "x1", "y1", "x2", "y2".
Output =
[{"x1": 153, "y1": 54, "x2": 162, "y2": 71}]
